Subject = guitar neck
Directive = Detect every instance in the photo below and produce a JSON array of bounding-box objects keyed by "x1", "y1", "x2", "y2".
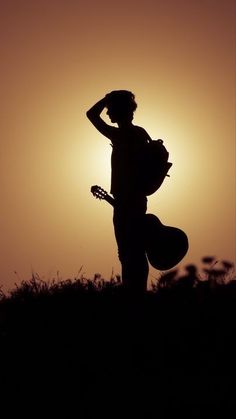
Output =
[
  {"x1": 90, "y1": 185, "x2": 115, "y2": 207},
  {"x1": 105, "y1": 194, "x2": 115, "y2": 207}
]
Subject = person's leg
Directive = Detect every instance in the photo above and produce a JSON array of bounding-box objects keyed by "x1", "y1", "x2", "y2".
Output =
[
  {"x1": 121, "y1": 252, "x2": 149, "y2": 293},
  {"x1": 113, "y1": 197, "x2": 149, "y2": 293}
]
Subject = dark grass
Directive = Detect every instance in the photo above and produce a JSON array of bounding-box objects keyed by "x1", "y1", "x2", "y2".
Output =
[{"x1": 0, "y1": 257, "x2": 235, "y2": 417}]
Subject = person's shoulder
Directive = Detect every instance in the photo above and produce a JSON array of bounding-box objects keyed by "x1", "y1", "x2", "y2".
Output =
[
  {"x1": 133, "y1": 125, "x2": 149, "y2": 134},
  {"x1": 133, "y1": 125, "x2": 152, "y2": 142},
  {"x1": 133, "y1": 124, "x2": 145, "y2": 131}
]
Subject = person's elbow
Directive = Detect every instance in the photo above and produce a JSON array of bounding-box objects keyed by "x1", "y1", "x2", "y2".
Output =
[{"x1": 86, "y1": 109, "x2": 93, "y2": 121}]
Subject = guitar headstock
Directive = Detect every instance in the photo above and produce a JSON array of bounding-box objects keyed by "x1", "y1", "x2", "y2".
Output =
[{"x1": 91, "y1": 185, "x2": 108, "y2": 201}]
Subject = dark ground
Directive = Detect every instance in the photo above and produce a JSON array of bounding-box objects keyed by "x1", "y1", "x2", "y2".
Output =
[{"x1": 0, "y1": 272, "x2": 236, "y2": 418}]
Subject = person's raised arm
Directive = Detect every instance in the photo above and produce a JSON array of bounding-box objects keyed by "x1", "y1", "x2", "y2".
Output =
[{"x1": 86, "y1": 97, "x2": 117, "y2": 140}]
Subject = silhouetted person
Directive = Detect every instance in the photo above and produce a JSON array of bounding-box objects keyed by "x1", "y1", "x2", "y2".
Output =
[{"x1": 87, "y1": 90, "x2": 152, "y2": 292}]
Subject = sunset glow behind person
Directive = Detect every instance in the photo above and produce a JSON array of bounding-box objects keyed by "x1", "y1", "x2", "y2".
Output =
[{"x1": 0, "y1": 0, "x2": 235, "y2": 290}]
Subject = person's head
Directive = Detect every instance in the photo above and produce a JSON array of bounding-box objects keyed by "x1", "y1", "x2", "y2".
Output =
[{"x1": 105, "y1": 90, "x2": 137, "y2": 124}]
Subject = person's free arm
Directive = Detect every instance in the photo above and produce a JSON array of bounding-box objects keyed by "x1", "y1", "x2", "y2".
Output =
[{"x1": 86, "y1": 97, "x2": 117, "y2": 140}]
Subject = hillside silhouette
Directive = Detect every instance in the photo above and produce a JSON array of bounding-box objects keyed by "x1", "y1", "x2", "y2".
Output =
[{"x1": 0, "y1": 257, "x2": 235, "y2": 417}]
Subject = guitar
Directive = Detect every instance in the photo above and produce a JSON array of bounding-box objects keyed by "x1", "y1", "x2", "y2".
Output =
[{"x1": 91, "y1": 185, "x2": 189, "y2": 271}]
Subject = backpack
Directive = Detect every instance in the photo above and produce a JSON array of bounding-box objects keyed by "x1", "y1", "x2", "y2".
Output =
[{"x1": 140, "y1": 139, "x2": 172, "y2": 196}]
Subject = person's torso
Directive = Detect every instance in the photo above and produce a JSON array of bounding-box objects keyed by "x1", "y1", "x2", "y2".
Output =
[{"x1": 110, "y1": 125, "x2": 150, "y2": 196}]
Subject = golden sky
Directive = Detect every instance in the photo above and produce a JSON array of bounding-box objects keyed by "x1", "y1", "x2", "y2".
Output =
[{"x1": 0, "y1": 0, "x2": 235, "y2": 291}]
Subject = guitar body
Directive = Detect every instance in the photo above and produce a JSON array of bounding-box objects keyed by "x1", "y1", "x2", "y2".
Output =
[
  {"x1": 91, "y1": 185, "x2": 189, "y2": 271},
  {"x1": 145, "y1": 214, "x2": 189, "y2": 270}
]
